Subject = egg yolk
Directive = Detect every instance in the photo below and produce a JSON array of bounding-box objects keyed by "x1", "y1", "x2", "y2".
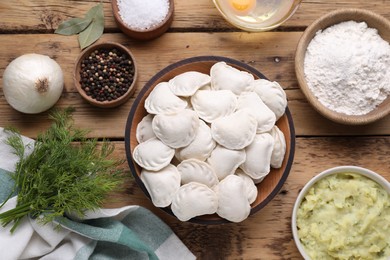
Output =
[{"x1": 228, "y1": 0, "x2": 256, "y2": 15}]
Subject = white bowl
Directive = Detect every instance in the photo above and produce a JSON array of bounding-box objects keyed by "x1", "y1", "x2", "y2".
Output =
[{"x1": 292, "y1": 166, "x2": 390, "y2": 259}]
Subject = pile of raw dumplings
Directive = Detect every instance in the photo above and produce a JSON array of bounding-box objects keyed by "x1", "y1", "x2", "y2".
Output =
[{"x1": 133, "y1": 62, "x2": 287, "y2": 223}]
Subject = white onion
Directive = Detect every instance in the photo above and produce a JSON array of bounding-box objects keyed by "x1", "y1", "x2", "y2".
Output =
[{"x1": 2, "y1": 53, "x2": 64, "y2": 114}]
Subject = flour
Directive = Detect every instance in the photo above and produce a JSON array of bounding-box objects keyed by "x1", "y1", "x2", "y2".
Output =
[{"x1": 304, "y1": 21, "x2": 390, "y2": 115}]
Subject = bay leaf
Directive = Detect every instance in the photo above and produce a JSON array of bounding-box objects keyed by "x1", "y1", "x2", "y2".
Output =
[
  {"x1": 55, "y1": 17, "x2": 92, "y2": 35},
  {"x1": 78, "y1": 3, "x2": 105, "y2": 49}
]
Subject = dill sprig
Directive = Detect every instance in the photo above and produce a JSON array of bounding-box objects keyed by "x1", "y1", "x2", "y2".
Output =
[{"x1": 0, "y1": 108, "x2": 124, "y2": 233}]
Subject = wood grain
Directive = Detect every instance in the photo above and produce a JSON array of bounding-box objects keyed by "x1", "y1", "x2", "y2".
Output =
[
  {"x1": 0, "y1": 32, "x2": 302, "y2": 92},
  {"x1": 1, "y1": 33, "x2": 390, "y2": 138},
  {"x1": 1, "y1": 0, "x2": 390, "y2": 33},
  {"x1": 107, "y1": 137, "x2": 390, "y2": 259}
]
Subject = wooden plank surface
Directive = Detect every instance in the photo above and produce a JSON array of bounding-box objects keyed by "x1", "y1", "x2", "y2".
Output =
[
  {"x1": 1, "y1": 33, "x2": 390, "y2": 138},
  {"x1": 1, "y1": 0, "x2": 390, "y2": 32}
]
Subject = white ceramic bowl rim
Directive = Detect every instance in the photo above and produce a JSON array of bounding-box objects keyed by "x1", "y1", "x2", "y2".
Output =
[{"x1": 291, "y1": 165, "x2": 390, "y2": 259}]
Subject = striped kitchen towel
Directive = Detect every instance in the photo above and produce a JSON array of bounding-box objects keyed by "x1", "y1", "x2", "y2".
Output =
[{"x1": 0, "y1": 128, "x2": 195, "y2": 260}]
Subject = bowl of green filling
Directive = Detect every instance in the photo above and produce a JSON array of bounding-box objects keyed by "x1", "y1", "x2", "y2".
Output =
[{"x1": 292, "y1": 166, "x2": 390, "y2": 259}]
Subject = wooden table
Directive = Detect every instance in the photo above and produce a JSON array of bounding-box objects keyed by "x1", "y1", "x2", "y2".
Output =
[{"x1": 1, "y1": 1, "x2": 389, "y2": 259}]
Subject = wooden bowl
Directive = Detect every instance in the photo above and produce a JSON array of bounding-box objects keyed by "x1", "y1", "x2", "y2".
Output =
[
  {"x1": 125, "y1": 56, "x2": 295, "y2": 224},
  {"x1": 74, "y1": 42, "x2": 137, "y2": 108},
  {"x1": 295, "y1": 9, "x2": 390, "y2": 125},
  {"x1": 111, "y1": 0, "x2": 174, "y2": 41}
]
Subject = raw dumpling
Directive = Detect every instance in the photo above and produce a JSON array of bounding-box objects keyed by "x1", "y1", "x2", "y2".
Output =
[
  {"x1": 252, "y1": 79, "x2": 287, "y2": 120},
  {"x1": 152, "y1": 109, "x2": 199, "y2": 148},
  {"x1": 191, "y1": 89, "x2": 237, "y2": 123},
  {"x1": 207, "y1": 145, "x2": 246, "y2": 180},
  {"x1": 216, "y1": 175, "x2": 251, "y2": 222},
  {"x1": 240, "y1": 133, "x2": 275, "y2": 179},
  {"x1": 210, "y1": 62, "x2": 254, "y2": 95},
  {"x1": 133, "y1": 137, "x2": 175, "y2": 171},
  {"x1": 169, "y1": 71, "x2": 211, "y2": 97},
  {"x1": 237, "y1": 92, "x2": 276, "y2": 133},
  {"x1": 175, "y1": 120, "x2": 216, "y2": 161},
  {"x1": 144, "y1": 82, "x2": 187, "y2": 114},
  {"x1": 269, "y1": 125, "x2": 286, "y2": 169},
  {"x1": 199, "y1": 84, "x2": 212, "y2": 91},
  {"x1": 235, "y1": 169, "x2": 258, "y2": 204},
  {"x1": 136, "y1": 114, "x2": 156, "y2": 143},
  {"x1": 140, "y1": 164, "x2": 180, "y2": 207},
  {"x1": 171, "y1": 182, "x2": 218, "y2": 221},
  {"x1": 211, "y1": 109, "x2": 257, "y2": 150},
  {"x1": 177, "y1": 159, "x2": 219, "y2": 187},
  {"x1": 252, "y1": 176, "x2": 266, "y2": 184}
]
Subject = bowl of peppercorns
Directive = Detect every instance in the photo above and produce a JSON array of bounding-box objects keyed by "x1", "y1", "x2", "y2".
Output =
[{"x1": 74, "y1": 42, "x2": 137, "y2": 108}]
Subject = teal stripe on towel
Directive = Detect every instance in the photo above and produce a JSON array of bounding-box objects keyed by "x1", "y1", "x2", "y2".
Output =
[
  {"x1": 58, "y1": 213, "x2": 158, "y2": 260},
  {"x1": 121, "y1": 207, "x2": 172, "y2": 251},
  {"x1": 0, "y1": 168, "x2": 16, "y2": 203}
]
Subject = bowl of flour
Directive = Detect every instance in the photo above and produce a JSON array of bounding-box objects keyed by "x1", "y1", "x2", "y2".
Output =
[{"x1": 295, "y1": 9, "x2": 390, "y2": 125}]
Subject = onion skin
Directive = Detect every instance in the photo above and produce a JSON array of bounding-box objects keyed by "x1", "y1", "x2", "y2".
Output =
[{"x1": 2, "y1": 53, "x2": 64, "y2": 114}]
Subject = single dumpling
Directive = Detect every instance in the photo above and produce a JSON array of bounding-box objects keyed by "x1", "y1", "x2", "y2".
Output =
[
  {"x1": 216, "y1": 175, "x2": 251, "y2": 222},
  {"x1": 237, "y1": 92, "x2": 276, "y2": 133},
  {"x1": 140, "y1": 164, "x2": 181, "y2": 207},
  {"x1": 169, "y1": 71, "x2": 211, "y2": 97},
  {"x1": 240, "y1": 133, "x2": 275, "y2": 179},
  {"x1": 171, "y1": 182, "x2": 218, "y2": 221},
  {"x1": 152, "y1": 109, "x2": 199, "y2": 148},
  {"x1": 210, "y1": 62, "x2": 254, "y2": 95},
  {"x1": 133, "y1": 137, "x2": 175, "y2": 171},
  {"x1": 175, "y1": 120, "x2": 216, "y2": 161},
  {"x1": 136, "y1": 114, "x2": 156, "y2": 143},
  {"x1": 177, "y1": 159, "x2": 219, "y2": 187},
  {"x1": 211, "y1": 109, "x2": 257, "y2": 150},
  {"x1": 252, "y1": 176, "x2": 266, "y2": 184},
  {"x1": 207, "y1": 145, "x2": 246, "y2": 180},
  {"x1": 269, "y1": 125, "x2": 286, "y2": 169},
  {"x1": 252, "y1": 79, "x2": 287, "y2": 120},
  {"x1": 144, "y1": 82, "x2": 188, "y2": 114},
  {"x1": 235, "y1": 169, "x2": 258, "y2": 204},
  {"x1": 191, "y1": 89, "x2": 237, "y2": 123},
  {"x1": 199, "y1": 84, "x2": 212, "y2": 91}
]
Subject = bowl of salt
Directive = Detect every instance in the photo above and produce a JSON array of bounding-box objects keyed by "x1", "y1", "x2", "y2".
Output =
[{"x1": 111, "y1": 0, "x2": 174, "y2": 41}]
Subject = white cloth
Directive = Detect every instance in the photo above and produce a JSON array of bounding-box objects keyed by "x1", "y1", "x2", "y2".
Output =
[{"x1": 0, "y1": 128, "x2": 196, "y2": 260}]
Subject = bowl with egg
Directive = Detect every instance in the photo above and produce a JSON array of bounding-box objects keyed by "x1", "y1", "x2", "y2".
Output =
[
  {"x1": 295, "y1": 8, "x2": 390, "y2": 125},
  {"x1": 292, "y1": 166, "x2": 390, "y2": 259},
  {"x1": 124, "y1": 56, "x2": 295, "y2": 224},
  {"x1": 212, "y1": 0, "x2": 302, "y2": 32}
]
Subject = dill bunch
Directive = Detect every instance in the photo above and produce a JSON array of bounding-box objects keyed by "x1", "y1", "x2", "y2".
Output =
[{"x1": 0, "y1": 108, "x2": 125, "y2": 233}]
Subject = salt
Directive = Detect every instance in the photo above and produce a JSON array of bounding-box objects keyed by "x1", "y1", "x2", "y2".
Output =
[{"x1": 117, "y1": 0, "x2": 170, "y2": 30}]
